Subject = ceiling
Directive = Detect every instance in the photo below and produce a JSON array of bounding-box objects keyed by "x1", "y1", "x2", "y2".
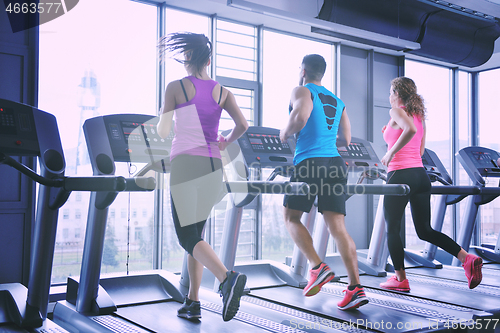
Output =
[{"x1": 159, "y1": 0, "x2": 500, "y2": 71}]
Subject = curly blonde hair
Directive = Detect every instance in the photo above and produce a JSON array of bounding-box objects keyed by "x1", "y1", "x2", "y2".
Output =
[{"x1": 391, "y1": 77, "x2": 426, "y2": 120}]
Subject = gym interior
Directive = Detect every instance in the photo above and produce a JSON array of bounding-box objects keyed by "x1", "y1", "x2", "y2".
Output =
[{"x1": 1, "y1": 0, "x2": 500, "y2": 332}]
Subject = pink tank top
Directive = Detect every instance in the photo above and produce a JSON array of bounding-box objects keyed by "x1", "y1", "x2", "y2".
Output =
[
  {"x1": 383, "y1": 115, "x2": 424, "y2": 172},
  {"x1": 170, "y1": 76, "x2": 223, "y2": 161}
]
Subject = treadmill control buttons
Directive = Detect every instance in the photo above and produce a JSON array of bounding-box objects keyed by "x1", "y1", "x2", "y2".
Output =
[{"x1": 0, "y1": 107, "x2": 17, "y2": 135}]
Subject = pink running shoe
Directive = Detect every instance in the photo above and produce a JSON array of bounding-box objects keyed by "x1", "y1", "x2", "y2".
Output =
[
  {"x1": 303, "y1": 263, "x2": 335, "y2": 297},
  {"x1": 337, "y1": 285, "x2": 369, "y2": 310},
  {"x1": 463, "y1": 254, "x2": 483, "y2": 289},
  {"x1": 379, "y1": 275, "x2": 410, "y2": 292}
]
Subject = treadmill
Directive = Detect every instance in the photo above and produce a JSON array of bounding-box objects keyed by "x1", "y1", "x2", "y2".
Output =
[
  {"x1": 393, "y1": 148, "x2": 500, "y2": 288},
  {"x1": 0, "y1": 99, "x2": 143, "y2": 332},
  {"x1": 212, "y1": 131, "x2": 493, "y2": 332},
  {"x1": 453, "y1": 146, "x2": 500, "y2": 268},
  {"x1": 346, "y1": 147, "x2": 500, "y2": 320},
  {"x1": 53, "y1": 115, "x2": 336, "y2": 333}
]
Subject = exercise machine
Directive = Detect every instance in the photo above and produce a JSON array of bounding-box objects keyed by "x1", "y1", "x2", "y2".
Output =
[
  {"x1": 0, "y1": 99, "x2": 147, "y2": 332},
  {"x1": 453, "y1": 146, "x2": 500, "y2": 266},
  {"x1": 53, "y1": 115, "x2": 312, "y2": 333},
  {"x1": 211, "y1": 130, "x2": 489, "y2": 332}
]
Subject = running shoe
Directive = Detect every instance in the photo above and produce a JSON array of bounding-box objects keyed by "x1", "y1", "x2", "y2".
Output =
[
  {"x1": 303, "y1": 263, "x2": 335, "y2": 297},
  {"x1": 379, "y1": 275, "x2": 410, "y2": 292},
  {"x1": 337, "y1": 285, "x2": 369, "y2": 310},
  {"x1": 463, "y1": 254, "x2": 483, "y2": 289},
  {"x1": 218, "y1": 271, "x2": 247, "y2": 321},
  {"x1": 177, "y1": 297, "x2": 201, "y2": 320}
]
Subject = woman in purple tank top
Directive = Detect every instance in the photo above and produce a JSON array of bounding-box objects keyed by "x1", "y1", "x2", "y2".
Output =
[
  {"x1": 157, "y1": 33, "x2": 248, "y2": 322},
  {"x1": 379, "y1": 77, "x2": 483, "y2": 292}
]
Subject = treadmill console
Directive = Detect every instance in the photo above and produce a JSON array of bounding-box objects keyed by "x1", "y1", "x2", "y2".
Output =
[
  {"x1": 0, "y1": 99, "x2": 39, "y2": 156},
  {"x1": 236, "y1": 129, "x2": 382, "y2": 174},
  {"x1": 338, "y1": 137, "x2": 382, "y2": 172},
  {"x1": 457, "y1": 146, "x2": 500, "y2": 185},
  {"x1": 84, "y1": 114, "x2": 173, "y2": 164},
  {"x1": 421, "y1": 149, "x2": 452, "y2": 184},
  {"x1": 237, "y1": 127, "x2": 295, "y2": 169}
]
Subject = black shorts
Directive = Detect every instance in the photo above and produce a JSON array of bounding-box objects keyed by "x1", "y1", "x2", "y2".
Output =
[{"x1": 283, "y1": 156, "x2": 347, "y2": 215}]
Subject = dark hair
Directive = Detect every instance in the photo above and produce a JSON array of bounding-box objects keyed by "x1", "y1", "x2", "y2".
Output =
[
  {"x1": 158, "y1": 32, "x2": 212, "y2": 75},
  {"x1": 391, "y1": 76, "x2": 426, "y2": 119},
  {"x1": 302, "y1": 54, "x2": 326, "y2": 81}
]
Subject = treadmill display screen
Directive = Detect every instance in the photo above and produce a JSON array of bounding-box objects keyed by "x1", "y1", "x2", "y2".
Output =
[
  {"x1": 339, "y1": 142, "x2": 370, "y2": 159},
  {"x1": 246, "y1": 133, "x2": 291, "y2": 154},
  {"x1": 471, "y1": 151, "x2": 495, "y2": 165},
  {"x1": 120, "y1": 121, "x2": 165, "y2": 145}
]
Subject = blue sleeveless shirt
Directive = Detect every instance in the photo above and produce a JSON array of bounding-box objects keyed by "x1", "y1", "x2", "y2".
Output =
[{"x1": 293, "y1": 83, "x2": 345, "y2": 165}]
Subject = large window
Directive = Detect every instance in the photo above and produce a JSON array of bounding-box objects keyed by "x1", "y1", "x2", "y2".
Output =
[
  {"x1": 262, "y1": 31, "x2": 334, "y2": 129},
  {"x1": 404, "y1": 60, "x2": 452, "y2": 249},
  {"x1": 213, "y1": 20, "x2": 258, "y2": 262},
  {"x1": 39, "y1": 0, "x2": 157, "y2": 283},
  {"x1": 216, "y1": 20, "x2": 257, "y2": 81},
  {"x1": 261, "y1": 30, "x2": 335, "y2": 261},
  {"x1": 478, "y1": 69, "x2": 500, "y2": 246}
]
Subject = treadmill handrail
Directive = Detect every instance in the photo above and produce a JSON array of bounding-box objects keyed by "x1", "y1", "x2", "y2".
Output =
[
  {"x1": 0, "y1": 152, "x2": 61, "y2": 187},
  {"x1": 478, "y1": 186, "x2": 500, "y2": 195},
  {"x1": 226, "y1": 181, "x2": 309, "y2": 195},
  {"x1": 0, "y1": 152, "x2": 155, "y2": 192},
  {"x1": 345, "y1": 184, "x2": 410, "y2": 196},
  {"x1": 225, "y1": 182, "x2": 411, "y2": 196},
  {"x1": 63, "y1": 177, "x2": 127, "y2": 192},
  {"x1": 430, "y1": 185, "x2": 481, "y2": 195},
  {"x1": 427, "y1": 171, "x2": 452, "y2": 186}
]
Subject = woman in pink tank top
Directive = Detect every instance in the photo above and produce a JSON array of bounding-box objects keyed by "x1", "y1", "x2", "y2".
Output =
[
  {"x1": 156, "y1": 33, "x2": 249, "y2": 322},
  {"x1": 379, "y1": 77, "x2": 483, "y2": 292}
]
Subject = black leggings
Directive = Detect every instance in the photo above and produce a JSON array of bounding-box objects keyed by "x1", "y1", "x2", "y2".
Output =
[
  {"x1": 384, "y1": 167, "x2": 461, "y2": 270},
  {"x1": 170, "y1": 155, "x2": 223, "y2": 256}
]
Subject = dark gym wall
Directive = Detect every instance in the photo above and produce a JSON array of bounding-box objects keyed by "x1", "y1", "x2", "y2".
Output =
[
  {"x1": 339, "y1": 45, "x2": 403, "y2": 248},
  {"x1": 0, "y1": 2, "x2": 39, "y2": 285}
]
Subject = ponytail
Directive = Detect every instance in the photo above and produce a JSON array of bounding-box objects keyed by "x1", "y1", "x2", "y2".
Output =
[{"x1": 158, "y1": 32, "x2": 212, "y2": 75}]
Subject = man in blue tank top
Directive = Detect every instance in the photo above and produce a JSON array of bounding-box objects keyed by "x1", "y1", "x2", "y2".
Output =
[{"x1": 280, "y1": 54, "x2": 368, "y2": 310}]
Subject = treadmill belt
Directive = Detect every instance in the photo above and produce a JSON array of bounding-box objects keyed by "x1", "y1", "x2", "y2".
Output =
[
  {"x1": 249, "y1": 284, "x2": 481, "y2": 332},
  {"x1": 116, "y1": 300, "x2": 296, "y2": 333},
  {"x1": 355, "y1": 274, "x2": 500, "y2": 313},
  {"x1": 406, "y1": 266, "x2": 500, "y2": 287}
]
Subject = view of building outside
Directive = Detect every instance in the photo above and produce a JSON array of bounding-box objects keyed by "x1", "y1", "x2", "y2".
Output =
[{"x1": 39, "y1": 0, "x2": 157, "y2": 283}]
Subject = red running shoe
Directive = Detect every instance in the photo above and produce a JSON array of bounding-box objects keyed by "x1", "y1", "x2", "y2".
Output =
[
  {"x1": 303, "y1": 263, "x2": 335, "y2": 297},
  {"x1": 337, "y1": 285, "x2": 369, "y2": 310},
  {"x1": 463, "y1": 254, "x2": 483, "y2": 289},
  {"x1": 379, "y1": 275, "x2": 410, "y2": 292}
]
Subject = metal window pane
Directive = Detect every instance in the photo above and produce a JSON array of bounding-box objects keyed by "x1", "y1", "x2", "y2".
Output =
[
  {"x1": 217, "y1": 68, "x2": 255, "y2": 81},
  {"x1": 217, "y1": 43, "x2": 256, "y2": 61},
  {"x1": 217, "y1": 30, "x2": 256, "y2": 49},
  {"x1": 217, "y1": 55, "x2": 256, "y2": 74},
  {"x1": 218, "y1": 20, "x2": 256, "y2": 36},
  {"x1": 216, "y1": 19, "x2": 257, "y2": 81}
]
